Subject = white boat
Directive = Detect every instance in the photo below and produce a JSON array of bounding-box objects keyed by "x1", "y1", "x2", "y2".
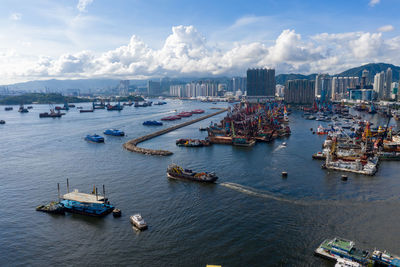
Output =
[
  {"x1": 335, "y1": 258, "x2": 361, "y2": 267},
  {"x1": 130, "y1": 214, "x2": 148, "y2": 230},
  {"x1": 282, "y1": 142, "x2": 287, "y2": 147}
]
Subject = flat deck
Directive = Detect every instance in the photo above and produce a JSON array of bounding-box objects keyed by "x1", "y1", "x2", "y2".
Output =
[{"x1": 63, "y1": 191, "x2": 105, "y2": 204}]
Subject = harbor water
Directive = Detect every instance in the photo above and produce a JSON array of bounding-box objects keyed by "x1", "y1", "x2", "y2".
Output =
[{"x1": 1, "y1": 100, "x2": 400, "y2": 266}]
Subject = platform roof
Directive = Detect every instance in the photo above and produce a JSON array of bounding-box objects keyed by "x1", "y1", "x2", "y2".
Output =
[{"x1": 63, "y1": 190, "x2": 105, "y2": 204}]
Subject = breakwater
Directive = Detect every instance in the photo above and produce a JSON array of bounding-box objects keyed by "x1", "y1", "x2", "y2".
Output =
[{"x1": 123, "y1": 108, "x2": 228, "y2": 155}]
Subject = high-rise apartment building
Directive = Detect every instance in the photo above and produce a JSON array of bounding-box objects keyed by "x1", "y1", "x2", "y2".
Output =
[
  {"x1": 231, "y1": 77, "x2": 247, "y2": 93},
  {"x1": 315, "y1": 74, "x2": 331, "y2": 99},
  {"x1": 246, "y1": 68, "x2": 275, "y2": 97},
  {"x1": 361, "y1": 69, "x2": 369, "y2": 88},
  {"x1": 284, "y1": 79, "x2": 315, "y2": 104},
  {"x1": 386, "y1": 68, "x2": 392, "y2": 100},
  {"x1": 169, "y1": 81, "x2": 218, "y2": 98},
  {"x1": 147, "y1": 80, "x2": 161, "y2": 96},
  {"x1": 374, "y1": 71, "x2": 386, "y2": 100},
  {"x1": 331, "y1": 77, "x2": 359, "y2": 101}
]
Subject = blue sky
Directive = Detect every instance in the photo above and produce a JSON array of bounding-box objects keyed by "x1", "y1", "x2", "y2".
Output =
[{"x1": 1, "y1": 0, "x2": 400, "y2": 83}]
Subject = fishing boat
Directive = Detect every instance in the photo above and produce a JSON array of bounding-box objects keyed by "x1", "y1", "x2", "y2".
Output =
[
  {"x1": 104, "y1": 129, "x2": 125, "y2": 136},
  {"x1": 199, "y1": 127, "x2": 208, "y2": 131},
  {"x1": 93, "y1": 101, "x2": 105, "y2": 109},
  {"x1": 39, "y1": 109, "x2": 64, "y2": 118},
  {"x1": 107, "y1": 102, "x2": 123, "y2": 111},
  {"x1": 36, "y1": 201, "x2": 65, "y2": 214},
  {"x1": 154, "y1": 101, "x2": 167, "y2": 105},
  {"x1": 232, "y1": 136, "x2": 256, "y2": 147},
  {"x1": 143, "y1": 120, "x2": 163, "y2": 126},
  {"x1": 317, "y1": 125, "x2": 329, "y2": 135},
  {"x1": 4, "y1": 107, "x2": 13, "y2": 111},
  {"x1": 161, "y1": 115, "x2": 181, "y2": 121},
  {"x1": 80, "y1": 109, "x2": 94, "y2": 113},
  {"x1": 191, "y1": 109, "x2": 205, "y2": 114},
  {"x1": 60, "y1": 188, "x2": 114, "y2": 216},
  {"x1": 167, "y1": 164, "x2": 218, "y2": 183},
  {"x1": 18, "y1": 104, "x2": 29, "y2": 113},
  {"x1": 130, "y1": 214, "x2": 148, "y2": 230},
  {"x1": 176, "y1": 139, "x2": 210, "y2": 147},
  {"x1": 314, "y1": 237, "x2": 370, "y2": 265},
  {"x1": 177, "y1": 111, "x2": 192, "y2": 117},
  {"x1": 85, "y1": 134, "x2": 105, "y2": 143}
]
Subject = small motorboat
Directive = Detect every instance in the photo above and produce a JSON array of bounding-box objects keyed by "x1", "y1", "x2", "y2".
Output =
[
  {"x1": 4, "y1": 107, "x2": 13, "y2": 111},
  {"x1": 27, "y1": 106, "x2": 33, "y2": 109},
  {"x1": 104, "y1": 129, "x2": 125, "y2": 136},
  {"x1": 143, "y1": 120, "x2": 163, "y2": 126},
  {"x1": 199, "y1": 127, "x2": 208, "y2": 131},
  {"x1": 85, "y1": 134, "x2": 105, "y2": 143},
  {"x1": 0, "y1": 120, "x2": 5, "y2": 124},
  {"x1": 36, "y1": 201, "x2": 65, "y2": 215},
  {"x1": 18, "y1": 104, "x2": 29, "y2": 113},
  {"x1": 130, "y1": 214, "x2": 147, "y2": 230},
  {"x1": 282, "y1": 142, "x2": 287, "y2": 147},
  {"x1": 112, "y1": 208, "x2": 122, "y2": 217}
]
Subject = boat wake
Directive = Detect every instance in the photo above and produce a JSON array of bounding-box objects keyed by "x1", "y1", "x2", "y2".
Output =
[
  {"x1": 219, "y1": 182, "x2": 398, "y2": 206},
  {"x1": 219, "y1": 182, "x2": 306, "y2": 205}
]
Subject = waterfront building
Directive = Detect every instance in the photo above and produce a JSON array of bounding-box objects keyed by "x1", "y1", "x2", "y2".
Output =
[
  {"x1": 147, "y1": 80, "x2": 161, "y2": 96},
  {"x1": 361, "y1": 69, "x2": 369, "y2": 88},
  {"x1": 315, "y1": 74, "x2": 331, "y2": 100},
  {"x1": 331, "y1": 76, "x2": 359, "y2": 101},
  {"x1": 169, "y1": 84, "x2": 185, "y2": 97},
  {"x1": 284, "y1": 79, "x2": 315, "y2": 104},
  {"x1": 349, "y1": 89, "x2": 374, "y2": 101},
  {"x1": 386, "y1": 68, "x2": 392, "y2": 100},
  {"x1": 246, "y1": 68, "x2": 275, "y2": 97},
  {"x1": 373, "y1": 71, "x2": 386, "y2": 100},
  {"x1": 231, "y1": 77, "x2": 247, "y2": 93}
]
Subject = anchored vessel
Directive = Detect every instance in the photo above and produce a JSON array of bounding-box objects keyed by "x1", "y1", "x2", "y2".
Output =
[
  {"x1": 143, "y1": 120, "x2": 163, "y2": 126},
  {"x1": 85, "y1": 134, "x2": 105, "y2": 143},
  {"x1": 104, "y1": 129, "x2": 125, "y2": 136},
  {"x1": 315, "y1": 237, "x2": 371, "y2": 265},
  {"x1": 167, "y1": 164, "x2": 218, "y2": 183}
]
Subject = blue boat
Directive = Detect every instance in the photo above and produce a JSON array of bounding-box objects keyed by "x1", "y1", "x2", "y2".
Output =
[
  {"x1": 85, "y1": 134, "x2": 105, "y2": 143},
  {"x1": 104, "y1": 129, "x2": 125, "y2": 136},
  {"x1": 143, "y1": 120, "x2": 163, "y2": 126}
]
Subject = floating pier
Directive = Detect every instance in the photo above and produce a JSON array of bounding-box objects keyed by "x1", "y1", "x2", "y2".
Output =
[{"x1": 123, "y1": 108, "x2": 228, "y2": 156}]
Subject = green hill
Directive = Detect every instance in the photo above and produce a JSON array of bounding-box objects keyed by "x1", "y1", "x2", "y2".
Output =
[
  {"x1": 276, "y1": 73, "x2": 317, "y2": 85},
  {"x1": 336, "y1": 63, "x2": 400, "y2": 82}
]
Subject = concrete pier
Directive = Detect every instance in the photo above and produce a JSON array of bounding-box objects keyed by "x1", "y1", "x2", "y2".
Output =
[{"x1": 123, "y1": 108, "x2": 228, "y2": 156}]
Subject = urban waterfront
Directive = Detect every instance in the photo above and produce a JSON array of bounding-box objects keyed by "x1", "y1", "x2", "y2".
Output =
[{"x1": 1, "y1": 100, "x2": 400, "y2": 266}]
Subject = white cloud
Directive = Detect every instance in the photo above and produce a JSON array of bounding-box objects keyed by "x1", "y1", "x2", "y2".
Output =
[
  {"x1": 77, "y1": 0, "x2": 93, "y2": 12},
  {"x1": 369, "y1": 0, "x2": 380, "y2": 7},
  {"x1": 378, "y1": 25, "x2": 394, "y2": 32},
  {"x1": 10, "y1": 13, "x2": 22, "y2": 21},
  {"x1": 2, "y1": 25, "x2": 400, "y2": 83}
]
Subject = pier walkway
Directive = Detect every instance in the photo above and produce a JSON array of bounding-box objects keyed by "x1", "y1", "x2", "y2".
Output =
[{"x1": 123, "y1": 108, "x2": 228, "y2": 156}]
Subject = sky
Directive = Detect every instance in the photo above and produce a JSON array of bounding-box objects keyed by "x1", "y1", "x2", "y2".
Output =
[{"x1": 1, "y1": 0, "x2": 400, "y2": 84}]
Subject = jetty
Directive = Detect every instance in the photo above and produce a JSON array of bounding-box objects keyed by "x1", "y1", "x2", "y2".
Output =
[{"x1": 123, "y1": 108, "x2": 228, "y2": 156}]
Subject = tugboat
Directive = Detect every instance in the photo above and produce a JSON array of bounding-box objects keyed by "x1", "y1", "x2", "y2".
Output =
[
  {"x1": 18, "y1": 104, "x2": 29, "y2": 113},
  {"x1": 167, "y1": 164, "x2": 218, "y2": 183},
  {"x1": 176, "y1": 139, "x2": 210, "y2": 147},
  {"x1": 107, "y1": 102, "x2": 123, "y2": 111},
  {"x1": 103, "y1": 129, "x2": 125, "y2": 136},
  {"x1": 143, "y1": 120, "x2": 163, "y2": 126},
  {"x1": 130, "y1": 214, "x2": 148, "y2": 230},
  {"x1": 36, "y1": 201, "x2": 65, "y2": 214},
  {"x1": 85, "y1": 134, "x2": 105, "y2": 143}
]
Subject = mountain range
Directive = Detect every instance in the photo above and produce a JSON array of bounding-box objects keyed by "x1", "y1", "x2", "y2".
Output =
[{"x1": 1, "y1": 63, "x2": 399, "y2": 92}]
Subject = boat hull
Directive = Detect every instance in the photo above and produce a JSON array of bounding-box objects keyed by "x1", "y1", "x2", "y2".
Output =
[{"x1": 167, "y1": 173, "x2": 217, "y2": 183}]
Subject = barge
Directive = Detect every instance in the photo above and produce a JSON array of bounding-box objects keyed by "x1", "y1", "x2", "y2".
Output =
[{"x1": 167, "y1": 164, "x2": 218, "y2": 183}]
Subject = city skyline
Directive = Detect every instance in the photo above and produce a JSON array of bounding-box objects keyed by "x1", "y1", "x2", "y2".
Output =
[{"x1": 1, "y1": 0, "x2": 400, "y2": 84}]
